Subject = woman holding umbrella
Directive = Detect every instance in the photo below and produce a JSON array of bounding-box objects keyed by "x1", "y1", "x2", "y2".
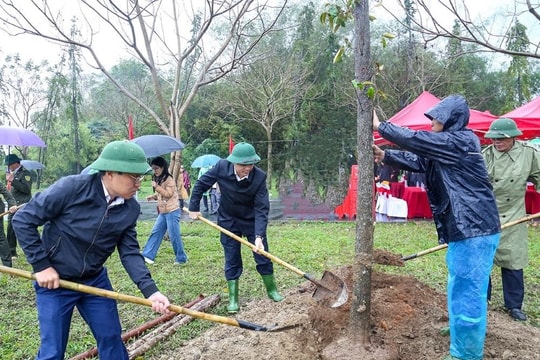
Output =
[{"x1": 141, "y1": 157, "x2": 188, "y2": 265}]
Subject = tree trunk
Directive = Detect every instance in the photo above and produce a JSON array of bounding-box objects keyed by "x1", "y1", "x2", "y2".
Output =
[
  {"x1": 266, "y1": 128, "x2": 273, "y2": 189},
  {"x1": 349, "y1": 0, "x2": 375, "y2": 345},
  {"x1": 169, "y1": 104, "x2": 183, "y2": 182}
]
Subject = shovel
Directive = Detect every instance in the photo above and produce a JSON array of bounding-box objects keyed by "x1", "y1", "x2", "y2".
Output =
[
  {"x1": 0, "y1": 265, "x2": 297, "y2": 332},
  {"x1": 402, "y1": 211, "x2": 540, "y2": 261},
  {"x1": 184, "y1": 208, "x2": 349, "y2": 308}
]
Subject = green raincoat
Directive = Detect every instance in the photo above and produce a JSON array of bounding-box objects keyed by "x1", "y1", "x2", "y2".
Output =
[{"x1": 483, "y1": 141, "x2": 540, "y2": 269}]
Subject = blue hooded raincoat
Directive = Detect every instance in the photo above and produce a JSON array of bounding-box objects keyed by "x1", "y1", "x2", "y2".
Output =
[
  {"x1": 377, "y1": 95, "x2": 501, "y2": 360},
  {"x1": 378, "y1": 95, "x2": 500, "y2": 243}
]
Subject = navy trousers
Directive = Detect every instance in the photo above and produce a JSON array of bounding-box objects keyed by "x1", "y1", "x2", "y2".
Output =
[
  {"x1": 488, "y1": 267, "x2": 524, "y2": 310},
  {"x1": 220, "y1": 230, "x2": 274, "y2": 280},
  {"x1": 34, "y1": 268, "x2": 128, "y2": 360}
]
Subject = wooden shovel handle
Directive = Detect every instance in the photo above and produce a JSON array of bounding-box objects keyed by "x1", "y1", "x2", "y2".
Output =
[
  {"x1": 0, "y1": 265, "x2": 269, "y2": 332},
  {"x1": 0, "y1": 203, "x2": 25, "y2": 217},
  {"x1": 184, "y1": 208, "x2": 308, "y2": 278},
  {"x1": 402, "y1": 211, "x2": 540, "y2": 261},
  {"x1": 500, "y1": 211, "x2": 540, "y2": 229}
]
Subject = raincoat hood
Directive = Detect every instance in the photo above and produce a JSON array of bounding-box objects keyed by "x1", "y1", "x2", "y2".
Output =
[{"x1": 424, "y1": 95, "x2": 470, "y2": 132}]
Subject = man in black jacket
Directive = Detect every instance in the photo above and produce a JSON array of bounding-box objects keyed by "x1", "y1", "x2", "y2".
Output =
[
  {"x1": 13, "y1": 140, "x2": 171, "y2": 360},
  {"x1": 188, "y1": 142, "x2": 283, "y2": 313}
]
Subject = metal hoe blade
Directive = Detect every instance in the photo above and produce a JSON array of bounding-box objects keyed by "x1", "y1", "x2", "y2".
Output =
[
  {"x1": 311, "y1": 271, "x2": 349, "y2": 308},
  {"x1": 267, "y1": 322, "x2": 303, "y2": 332}
]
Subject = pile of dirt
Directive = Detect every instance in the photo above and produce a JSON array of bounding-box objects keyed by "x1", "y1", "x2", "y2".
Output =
[{"x1": 156, "y1": 266, "x2": 540, "y2": 360}]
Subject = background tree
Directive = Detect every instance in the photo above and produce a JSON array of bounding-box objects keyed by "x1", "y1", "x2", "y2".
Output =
[
  {"x1": 382, "y1": 0, "x2": 540, "y2": 60},
  {"x1": 85, "y1": 59, "x2": 162, "y2": 139},
  {"x1": 1, "y1": 0, "x2": 532, "y2": 194},
  {"x1": 0, "y1": 0, "x2": 288, "y2": 181},
  {"x1": 218, "y1": 52, "x2": 312, "y2": 188},
  {"x1": 68, "y1": 20, "x2": 83, "y2": 174},
  {"x1": 259, "y1": 2, "x2": 359, "y2": 206},
  {"x1": 0, "y1": 55, "x2": 50, "y2": 159},
  {"x1": 502, "y1": 20, "x2": 532, "y2": 112}
]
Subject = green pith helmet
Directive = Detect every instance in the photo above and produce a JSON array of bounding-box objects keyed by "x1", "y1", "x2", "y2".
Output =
[
  {"x1": 89, "y1": 140, "x2": 152, "y2": 174},
  {"x1": 485, "y1": 118, "x2": 523, "y2": 139},
  {"x1": 226, "y1": 142, "x2": 261, "y2": 165}
]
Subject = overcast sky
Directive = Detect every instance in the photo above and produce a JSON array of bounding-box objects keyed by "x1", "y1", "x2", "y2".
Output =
[{"x1": 0, "y1": 0, "x2": 536, "y2": 71}]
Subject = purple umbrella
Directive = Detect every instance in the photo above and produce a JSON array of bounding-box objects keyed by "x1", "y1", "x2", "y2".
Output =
[{"x1": 0, "y1": 125, "x2": 46, "y2": 147}]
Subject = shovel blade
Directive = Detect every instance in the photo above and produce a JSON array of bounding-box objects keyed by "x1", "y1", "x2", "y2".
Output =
[{"x1": 311, "y1": 270, "x2": 349, "y2": 308}]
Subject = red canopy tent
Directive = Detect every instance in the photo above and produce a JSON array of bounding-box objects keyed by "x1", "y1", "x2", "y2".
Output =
[
  {"x1": 373, "y1": 91, "x2": 440, "y2": 146},
  {"x1": 501, "y1": 96, "x2": 540, "y2": 140}
]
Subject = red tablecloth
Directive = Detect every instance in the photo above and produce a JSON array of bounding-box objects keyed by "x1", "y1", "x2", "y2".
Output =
[
  {"x1": 390, "y1": 182, "x2": 405, "y2": 199},
  {"x1": 401, "y1": 187, "x2": 432, "y2": 219},
  {"x1": 525, "y1": 189, "x2": 540, "y2": 214}
]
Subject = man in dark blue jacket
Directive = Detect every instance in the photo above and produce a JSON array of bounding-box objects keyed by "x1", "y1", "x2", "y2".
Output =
[
  {"x1": 373, "y1": 95, "x2": 500, "y2": 360},
  {"x1": 188, "y1": 142, "x2": 283, "y2": 313},
  {"x1": 13, "y1": 140, "x2": 171, "y2": 360}
]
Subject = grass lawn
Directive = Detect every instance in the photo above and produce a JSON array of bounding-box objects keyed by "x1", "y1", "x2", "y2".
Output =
[{"x1": 1, "y1": 218, "x2": 539, "y2": 359}]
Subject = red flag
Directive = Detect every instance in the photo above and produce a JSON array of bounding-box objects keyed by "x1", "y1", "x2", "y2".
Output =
[
  {"x1": 229, "y1": 134, "x2": 235, "y2": 154},
  {"x1": 128, "y1": 115, "x2": 135, "y2": 140}
]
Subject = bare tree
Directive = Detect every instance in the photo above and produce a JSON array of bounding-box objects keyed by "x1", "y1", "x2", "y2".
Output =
[
  {"x1": 220, "y1": 54, "x2": 312, "y2": 188},
  {"x1": 382, "y1": 0, "x2": 540, "y2": 59},
  {"x1": 0, "y1": 0, "x2": 287, "y2": 179},
  {"x1": 0, "y1": 55, "x2": 50, "y2": 158}
]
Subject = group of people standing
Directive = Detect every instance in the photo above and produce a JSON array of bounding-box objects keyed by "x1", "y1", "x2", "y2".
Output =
[
  {"x1": 4, "y1": 95, "x2": 538, "y2": 359},
  {"x1": 373, "y1": 94, "x2": 540, "y2": 360},
  {"x1": 374, "y1": 159, "x2": 426, "y2": 187}
]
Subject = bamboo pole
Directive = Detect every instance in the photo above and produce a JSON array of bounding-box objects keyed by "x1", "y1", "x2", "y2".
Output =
[
  {"x1": 69, "y1": 295, "x2": 206, "y2": 360},
  {"x1": 0, "y1": 266, "x2": 273, "y2": 331},
  {"x1": 402, "y1": 211, "x2": 540, "y2": 261}
]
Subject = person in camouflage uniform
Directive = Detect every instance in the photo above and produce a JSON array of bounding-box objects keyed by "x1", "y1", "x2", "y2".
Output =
[
  {"x1": 483, "y1": 118, "x2": 540, "y2": 322},
  {"x1": 4, "y1": 154, "x2": 32, "y2": 258},
  {"x1": 0, "y1": 181, "x2": 17, "y2": 266}
]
